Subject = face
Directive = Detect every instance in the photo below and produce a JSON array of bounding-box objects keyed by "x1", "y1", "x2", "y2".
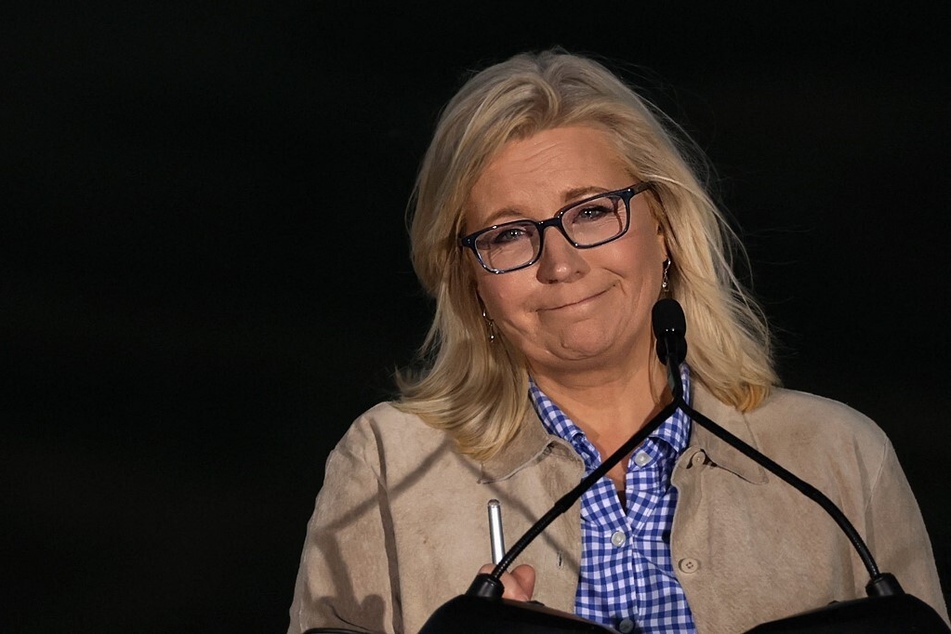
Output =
[{"x1": 465, "y1": 126, "x2": 668, "y2": 383}]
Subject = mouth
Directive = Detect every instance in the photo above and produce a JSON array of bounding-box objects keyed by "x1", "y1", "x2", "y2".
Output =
[{"x1": 541, "y1": 287, "x2": 611, "y2": 312}]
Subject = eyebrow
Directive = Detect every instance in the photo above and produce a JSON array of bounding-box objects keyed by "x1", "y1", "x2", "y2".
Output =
[{"x1": 478, "y1": 185, "x2": 612, "y2": 227}]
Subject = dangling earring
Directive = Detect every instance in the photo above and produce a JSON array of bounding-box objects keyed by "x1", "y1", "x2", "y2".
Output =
[
  {"x1": 661, "y1": 258, "x2": 671, "y2": 295},
  {"x1": 477, "y1": 295, "x2": 498, "y2": 343},
  {"x1": 481, "y1": 306, "x2": 498, "y2": 342}
]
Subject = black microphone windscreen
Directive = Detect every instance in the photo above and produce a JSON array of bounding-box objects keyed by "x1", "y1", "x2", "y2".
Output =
[
  {"x1": 652, "y1": 298, "x2": 688, "y2": 368},
  {"x1": 651, "y1": 298, "x2": 686, "y2": 338}
]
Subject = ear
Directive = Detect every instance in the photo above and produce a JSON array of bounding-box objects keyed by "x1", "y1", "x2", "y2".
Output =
[{"x1": 654, "y1": 221, "x2": 669, "y2": 261}]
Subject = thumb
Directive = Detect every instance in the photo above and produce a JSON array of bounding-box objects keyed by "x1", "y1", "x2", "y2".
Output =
[{"x1": 510, "y1": 564, "x2": 536, "y2": 600}]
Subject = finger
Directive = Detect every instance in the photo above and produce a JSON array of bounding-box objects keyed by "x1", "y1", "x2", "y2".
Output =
[{"x1": 473, "y1": 563, "x2": 536, "y2": 601}]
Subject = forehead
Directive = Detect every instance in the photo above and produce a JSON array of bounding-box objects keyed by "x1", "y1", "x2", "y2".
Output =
[
  {"x1": 465, "y1": 126, "x2": 632, "y2": 226},
  {"x1": 482, "y1": 126, "x2": 627, "y2": 187}
]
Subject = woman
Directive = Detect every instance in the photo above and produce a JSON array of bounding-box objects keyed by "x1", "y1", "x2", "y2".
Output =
[{"x1": 288, "y1": 49, "x2": 948, "y2": 633}]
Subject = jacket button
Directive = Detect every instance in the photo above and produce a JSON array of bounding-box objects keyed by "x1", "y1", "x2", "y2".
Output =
[
  {"x1": 678, "y1": 557, "x2": 700, "y2": 573},
  {"x1": 689, "y1": 451, "x2": 706, "y2": 468}
]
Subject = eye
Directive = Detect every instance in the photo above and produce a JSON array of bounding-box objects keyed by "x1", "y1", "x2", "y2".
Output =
[
  {"x1": 484, "y1": 223, "x2": 533, "y2": 246},
  {"x1": 573, "y1": 199, "x2": 618, "y2": 222},
  {"x1": 496, "y1": 227, "x2": 525, "y2": 243}
]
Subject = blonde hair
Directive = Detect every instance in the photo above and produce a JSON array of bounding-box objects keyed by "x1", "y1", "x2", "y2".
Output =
[{"x1": 396, "y1": 49, "x2": 779, "y2": 460}]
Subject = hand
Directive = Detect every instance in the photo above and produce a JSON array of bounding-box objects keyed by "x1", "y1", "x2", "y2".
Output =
[{"x1": 478, "y1": 563, "x2": 536, "y2": 601}]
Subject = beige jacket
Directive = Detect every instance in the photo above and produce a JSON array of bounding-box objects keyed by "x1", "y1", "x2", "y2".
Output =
[{"x1": 288, "y1": 386, "x2": 948, "y2": 633}]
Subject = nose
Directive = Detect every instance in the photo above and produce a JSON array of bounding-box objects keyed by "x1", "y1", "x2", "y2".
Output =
[{"x1": 535, "y1": 227, "x2": 588, "y2": 283}]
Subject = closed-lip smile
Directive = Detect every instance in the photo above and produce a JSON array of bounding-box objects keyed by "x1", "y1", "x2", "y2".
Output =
[{"x1": 540, "y1": 287, "x2": 610, "y2": 312}]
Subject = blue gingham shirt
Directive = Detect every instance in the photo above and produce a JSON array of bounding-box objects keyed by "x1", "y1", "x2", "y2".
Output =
[{"x1": 530, "y1": 366, "x2": 697, "y2": 633}]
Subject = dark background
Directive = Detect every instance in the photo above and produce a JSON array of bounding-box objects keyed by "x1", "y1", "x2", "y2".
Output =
[{"x1": 3, "y1": 1, "x2": 949, "y2": 632}]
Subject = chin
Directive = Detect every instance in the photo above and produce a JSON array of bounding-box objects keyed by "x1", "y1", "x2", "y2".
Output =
[{"x1": 548, "y1": 338, "x2": 619, "y2": 366}]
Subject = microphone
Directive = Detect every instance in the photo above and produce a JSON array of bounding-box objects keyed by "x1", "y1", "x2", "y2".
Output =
[
  {"x1": 652, "y1": 297, "x2": 688, "y2": 400},
  {"x1": 652, "y1": 297, "x2": 687, "y2": 367},
  {"x1": 650, "y1": 298, "x2": 949, "y2": 633},
  {"x1": 419, "y1": 298, "x2": 949, "y2": 633}
]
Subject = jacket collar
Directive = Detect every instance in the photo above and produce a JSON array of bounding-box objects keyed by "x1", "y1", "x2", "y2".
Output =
[
  {"x1": 479, "y1": 406, "x2": 578, "y2": 484},
  {"x1": 479, "y1": 381, "x2": 769, "y2": 485}
]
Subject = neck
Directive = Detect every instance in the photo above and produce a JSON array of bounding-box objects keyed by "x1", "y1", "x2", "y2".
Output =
[{"x1": 532, "y1": 354, "x2": 671, "y2": 447}]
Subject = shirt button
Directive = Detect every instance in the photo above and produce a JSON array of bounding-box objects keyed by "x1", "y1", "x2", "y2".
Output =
[
  {"x1": 610, "y1": 530, "x2": 627, "y2": 547},
  {"x1": 633, "y1": 450, "x2": 651, "y2": 467},
  {"x1": 617, "y1": 618, "x2": 635, "y2": 633},
  {"x1": 678, "y1": 557, "x2": 700, "y2": 573}
]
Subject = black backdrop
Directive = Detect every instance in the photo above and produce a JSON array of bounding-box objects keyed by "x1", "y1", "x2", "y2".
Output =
[{"x1": 3, "y1": 2, "x2": 949, "y2": 632}]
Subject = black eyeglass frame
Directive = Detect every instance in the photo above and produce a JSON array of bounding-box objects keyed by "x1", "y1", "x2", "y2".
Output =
[{"x1": 460, "y1": 182, "x2": 654, "y2": 274}]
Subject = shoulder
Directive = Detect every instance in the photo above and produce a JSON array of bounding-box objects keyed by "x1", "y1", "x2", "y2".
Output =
[
  {"x1": 335, "y1": 401, "x2": 447, "y2": 450},
  {"x1": 741, "y1": 387, "x2": 893, "y2": 483},
  {"x1": 695, "y1": 383, "x2": 888, "y2": 453},
  {"x1": 750, "y1": 387, "x2": 887, "y2": 446},
  {"x1": 331, "y1": 401, "x2": 464, "y2": 476}
]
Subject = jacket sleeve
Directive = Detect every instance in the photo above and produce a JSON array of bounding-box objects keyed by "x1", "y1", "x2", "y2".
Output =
[
  {"x1": 864, "y1": 437, "x2": 949, "y2": 626},
  {"x1": 288, "y1": 416, "x2": 401, "y2": 634}
]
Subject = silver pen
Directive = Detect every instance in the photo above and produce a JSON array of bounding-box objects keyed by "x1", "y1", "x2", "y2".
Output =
[{"x1": 487, "y1": 499, "x2": 505, "y2": 565}]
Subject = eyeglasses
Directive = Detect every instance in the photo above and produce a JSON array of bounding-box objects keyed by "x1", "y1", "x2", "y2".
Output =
[{"x1": 460, "y1": 182, "x2": 653, "y2": 274}]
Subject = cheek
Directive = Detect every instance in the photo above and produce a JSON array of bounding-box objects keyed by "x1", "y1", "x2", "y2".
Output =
[
  {"x1": 606, "y1": 233, "x2": 665, "y2": 281},
  {"x1": 477, "y1": 275, "x2": 527, "y2": 323},
  {"x1": 633, "y1": 224, "x2": 668, "y2": 275}
]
